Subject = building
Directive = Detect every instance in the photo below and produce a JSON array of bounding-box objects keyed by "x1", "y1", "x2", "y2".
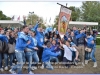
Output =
[
  {"x1": 0, "y1": 20, "x2": 98, "y2": 29},
  {"x1": 68, "y1": 21, "x2": 98, "y2": 29},
  {"x1": 0, "y1": 20, "x2": 24, "y2": 28}
]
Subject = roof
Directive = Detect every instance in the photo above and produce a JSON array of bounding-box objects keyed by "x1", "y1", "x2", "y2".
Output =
[
  {"x1": 0, "y1": 20, "x2": 24, "y2": 26},
  {"x1": 69, "y1": 21, "x2": 98, "y2": 26}
]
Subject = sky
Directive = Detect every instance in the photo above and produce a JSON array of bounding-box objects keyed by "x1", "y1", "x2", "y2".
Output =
[{"x1": 0, "y1": 1, "x2": 82, "y2": 25}]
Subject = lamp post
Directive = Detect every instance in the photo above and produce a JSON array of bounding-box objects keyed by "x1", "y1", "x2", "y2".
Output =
[{"x1": 29, "y1": 11, "x2": 34, "y2": 25}]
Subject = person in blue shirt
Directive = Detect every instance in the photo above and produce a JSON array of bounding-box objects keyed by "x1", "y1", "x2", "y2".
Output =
[
  {"x1": 9, "y1": 26, "x2": 31, "y2": 74},
  {"x1": 42, "y1": 41, "x2": 60, "y2": 70},
  {"x1": 72, "y1": 26, "x2": 79, "y2": 36},
  {"x1": 64, "y1": 28, "x2": 71, "y2": 41},
  {"x1": 24, "y1": 29, "x2": 39, "y2": 74},
  {"x1": 33, "y1": 22, "x2": 46, "y2": 62},
  {"x1": 30, "y1": 30, "x2": 39, "y2": 71},
  {"x1": 85, "y1": 32, "x2": 97, "y2": 68},
  {"x1": 50, "y1": 40, "x2": 61, "y2": 62}
]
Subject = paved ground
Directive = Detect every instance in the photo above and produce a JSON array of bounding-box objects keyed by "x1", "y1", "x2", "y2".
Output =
[{"x1": 0, "y1": 47, "x2": 100, "y2": 74}]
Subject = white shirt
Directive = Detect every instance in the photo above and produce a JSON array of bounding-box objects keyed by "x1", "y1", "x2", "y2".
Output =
[
  {"x1": 63, "y1": 45, "x2": 74, "y2": 61},
  {"x1": 32, "y1": 37, "x2": 37, "y2": 46}
]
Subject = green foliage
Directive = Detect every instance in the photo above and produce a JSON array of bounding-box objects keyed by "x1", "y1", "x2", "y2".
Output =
[
  {"x1": 81, "y1": 1, "x2": 100, "y2": 22},
  {"x1": 26, "y1": 13, "x2": 46, "y2": 28},
  {"x1": 0, "y1": 10, "x2": 11, "y2": 20},
  {"x1": 69, "y1": 6, "x2": 81, "y2": 21},
  {"x1": 96, "y1": 38, "x2": 100, "y2": 45}
]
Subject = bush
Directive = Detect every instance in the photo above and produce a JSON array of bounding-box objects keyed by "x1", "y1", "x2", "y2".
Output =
[{"x1": 96, "y1": 38, "x2": 100, "y2": 45}]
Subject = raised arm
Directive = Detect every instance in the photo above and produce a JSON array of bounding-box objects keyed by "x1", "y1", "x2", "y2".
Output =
[{"x1": 33, "y1": 23, "x2": 39, "y2": 33}]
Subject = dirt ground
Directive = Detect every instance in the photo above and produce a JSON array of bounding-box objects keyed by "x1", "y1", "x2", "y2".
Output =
[{"x1": 0, "y1": 47, "x2": 100, "y2": 74}]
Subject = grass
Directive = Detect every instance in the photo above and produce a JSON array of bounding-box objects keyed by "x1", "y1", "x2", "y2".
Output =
[{"x1": 96, "y1": 45, "x2": 100, "y2": 49}]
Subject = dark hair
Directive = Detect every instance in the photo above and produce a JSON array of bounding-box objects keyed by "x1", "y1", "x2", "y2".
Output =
[
  {"x1": 21, "y1": 25, "x2": 28, "y2": 30},
  {"x1": 47, "y1": 41, "x2": 51, "y2": 47},
  {"x1": 86, "y1": 31, "x2": 91, "y2": 36}
]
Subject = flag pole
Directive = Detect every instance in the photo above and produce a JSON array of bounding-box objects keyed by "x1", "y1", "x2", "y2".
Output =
[{"x1": 57, "y1": 3, "x2": 69, "y2": 9}]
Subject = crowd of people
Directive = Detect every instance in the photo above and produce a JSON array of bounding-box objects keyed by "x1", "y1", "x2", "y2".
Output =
[{"x1": 0, "y1": 21, "x2": 97, "y2": 74}]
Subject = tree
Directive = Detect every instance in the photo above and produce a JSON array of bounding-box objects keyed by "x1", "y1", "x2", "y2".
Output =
[
  {"x1": 0, "y1": 11, "x2": 11, "y2": 20},
  {"x1": 26, "y1": 13, "x2": 46, "y2": 28},
  {"x1": 53, "y1": 15, "x2": 59, "y2": 29},
  {"x1": 81, "y1": 1, "x2": 100, "y2": 31},
  {"x1": 26, "y1": 14, "x2": 43, "y2": 25},
  {"x1": 69, "y1": 6, "x2": 81, "y2": 21}
]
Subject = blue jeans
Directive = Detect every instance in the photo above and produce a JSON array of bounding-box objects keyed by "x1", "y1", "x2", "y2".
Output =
[
  {"x1": 25, "y1": 51, "x2": 32, "y2": 73},
  {"x1": 85, "y1": 47, "x2": 96, "y2": 62},
  {"x1": 44, "y1": 62, "x2": 53, "y2": 70},
  {"x1": 85, "y1": 51, "x2": 91, "y2": 60},
  {"x1": 4, "y1": 53, "x2": 14, "y2": 67},
  {"x1": 4, "y1": 53, "x2": 8, "y2": 67},
  {"x1": 50, "y1": 56, "x2": 59, "y2": 62},
  {"x1": 0, "y1": 53, "x2": 3, "y2": 69},
  {"x1": 32, "y1": 50, "x2": 39, "y2": 67},
  {"x1": 9, "y1": 53, "x2": 14, "y2": 66},
  {"x1": 12, "y1": 50, "x2": 25, "y2": 74},
  {"x1": 90, "y1": 47, "x2": 96, "y2": 62}
]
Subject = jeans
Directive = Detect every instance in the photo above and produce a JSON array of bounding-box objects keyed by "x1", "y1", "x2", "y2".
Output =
[
  {"x1": 90, "y1": 47, "x2": 96, "y2": 62},
  {"x1": 85, "y1": 51, "x2": 91, "y2": 60},
  {"x1": 4, "y1": 53, "x2": 8, "y2": 67},
  {"x1": 25, "y1": 51, "x2": 32, "y2": 73},
  {"x1": 9, "y1": 53, "x2": 14, "y2": 66},
  {"x1": 44, "y1": 61, "x2": 53, "y2": 70},
  {"x1": 32, "y1": 50, "x2": 39, "y2": 67},
  {"x1": 0, "y1": 53, "x2": 2, "y2": 69},
  {"x1": 12, "y1": 50, "x2": 25, "y2": 74},
  {"x1": 85, "y1": 47, "x2": 96, "y2": 62},
  {"x1": 4, "y1": 53, "x2": 14, "y2": 67},
  {"x1": 50, "y1": 56, "x2": 59, "y2": 62}
]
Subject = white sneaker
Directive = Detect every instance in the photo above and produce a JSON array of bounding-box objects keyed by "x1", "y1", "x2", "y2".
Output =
[
  {"x1": 12, "y1": 63, "x2": 15, "y2": 65},
  {"x1": 14, "y1": 59, "x2": 17, "y2": 61},
  {"x1": 93, "y1": 62, "x2": 97, "y2": 68},
  {"x1": 82, "y1": 62, "x2": 85, "y2": 66},
  {"x1": 85, "y1": 60, "x2": 89, "y2": 64},
  {"x1": 9, "y1": 69, "x2": 16, "y2": 74},
  {"x1": 0, "y1": 68, "x2": 4, "y2": 72},
  {"x1": 31, "y1": 66, "x2": 37, "y2": 70},
  {"x1": 40, "y1": 64, "x2": 44, "y2": 69},
  {"x1": 4, "y1": 66, "x2": 8, "y2": 70},
  {"x1": 29, "y1": 71, "x2": 34, "y2": 74}
]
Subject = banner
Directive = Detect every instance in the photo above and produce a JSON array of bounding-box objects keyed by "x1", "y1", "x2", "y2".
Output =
[{"x1": 58, "y1": 6, "x2": 72, "y2": 38}]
